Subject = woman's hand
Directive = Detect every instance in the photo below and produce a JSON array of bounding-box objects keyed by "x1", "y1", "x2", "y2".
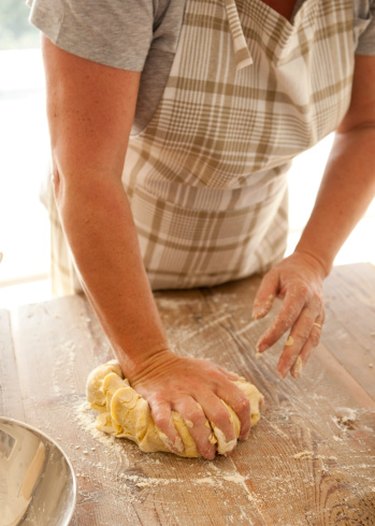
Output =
[
  {"x1": 123, "y1": 350, "x2": 251, "y2": 459},
  {"x1": 254, "y1": 56, "x2": 375, "y2": 379},
  {"x1": 252, "y1": 251, "x2": 326, "y2": 379}
]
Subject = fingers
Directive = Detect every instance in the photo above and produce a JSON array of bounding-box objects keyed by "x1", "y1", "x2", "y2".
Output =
[
  {"x1": 151, "y1": 388, "x2": 246, "y2": 459},
  {"x1": 252, "y1": 271, "x2": 279, "y2": 320},
  {"x1": 278, "y1": 307, "x2": 324, "y2": 379},
  {"x1": 197, "y1": 391, "x2": 237, "y2": 448},
  {"x1": 214, "y1": 384, "x2": 251, "y2": 441},
  {"x1": 256, "y1": 287, "x2": 307, "y2": 353},
  {"x1": 173, "y1": 397, "x2": 216, "y2": 460},
  {"x1": 297, "y1": 311, "x2": 325, "y2": 367},
  {"x1": 309, "y1": 313, "x2": 325, "y2": 347},
  {"x1": 148, "y1": 397, "x2": 184, "y2": 455},
  {"x1": 147, "y1": 391, "x2": 240, "y2": 459}
]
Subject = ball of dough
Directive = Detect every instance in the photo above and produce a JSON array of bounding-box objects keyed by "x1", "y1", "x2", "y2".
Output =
[{"x1": 86, "y1": 360, "x2": 264, "y2": 458}]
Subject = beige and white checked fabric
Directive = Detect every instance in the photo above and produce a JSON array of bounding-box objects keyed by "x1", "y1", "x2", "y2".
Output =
[{"x1": 50, "y1": 0, "x2": 355, "y2": 294}]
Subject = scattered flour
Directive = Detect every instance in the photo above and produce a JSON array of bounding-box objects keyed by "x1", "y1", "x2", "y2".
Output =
[{"x1": 72, "y1": 400, "x2": 260, "y2": 505}]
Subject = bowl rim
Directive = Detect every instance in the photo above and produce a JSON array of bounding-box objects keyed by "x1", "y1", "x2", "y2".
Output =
[{"x1": 0, "y1": 416, "x2": 77, "y2": 525}]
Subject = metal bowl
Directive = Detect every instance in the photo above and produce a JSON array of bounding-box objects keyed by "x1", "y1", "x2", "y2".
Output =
[{"x1": 0, "y1": 417, "x2": 77, "y2": 526}]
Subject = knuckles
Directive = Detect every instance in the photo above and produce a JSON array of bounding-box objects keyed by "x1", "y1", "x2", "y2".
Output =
[
  {"x1": 153, "y1": 414, "x2": 172, "y2": 431},
  {"x1": 210, "y1": 406, "x2": 231, "y2": 427},
  {"x1": 296, "y1": 282, "x2": 309, "y2": 297},
  {"x1": 148, "y1": 392, "x2": 168, "y2": 407},
  {"x1": 310, "y1": 291, "x2": 323, "y2": 307},
  {"x1": 232, "y1": 397, "x2": 250, "y2": 416},
  {"x1": 182, "y1": 407, "x2": 206, "y2": 426}
]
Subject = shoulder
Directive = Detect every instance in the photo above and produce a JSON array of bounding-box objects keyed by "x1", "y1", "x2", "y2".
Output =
[{"x1": 27, "y1": 0, "x2": 183, "y2": 70}]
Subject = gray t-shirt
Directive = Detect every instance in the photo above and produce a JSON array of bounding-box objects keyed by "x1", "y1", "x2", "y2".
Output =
[{"x1": 28, "y1": 0, "x2": 375, "y2": 132}]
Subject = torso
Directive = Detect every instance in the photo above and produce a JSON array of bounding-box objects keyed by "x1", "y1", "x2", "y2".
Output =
[{"x1": 124, "y1": 0, "x2": 355, "y2": 290}]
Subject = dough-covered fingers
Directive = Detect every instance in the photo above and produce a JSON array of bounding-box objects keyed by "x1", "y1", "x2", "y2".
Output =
[
  {"x1": 279, "y1": 307, "x2": 324, "y2": 378},
  {"x1": 290, "y1": 325, "x2": 322, "y2": 378},
  {"x1": 256, "y1": 290, "x2": 305, "y2": 353},
  {"x1": 173, "y1": 397, "x2": 216, "y2": 460},
  {"x1": 296, "y1": 312, "x2": 325, "y2": 366},
  {"x1": 148, "y1": 397, "x2": 184, "y2": 454},
  {"x1": 311, "y1": 323, "x2": 322, "y2": 342},
  {"x1": 290, "y1": 338, "x2": 314, "y2": 378},
  {"x1": 196, "y1": 391, "x2": 237, "y2": 447},
  {"x1": 215, "y1": 384, "x2": 251, "y2": 440},
  {"x1": 309, "y1": 312, "x2": 325, "y2": 346},
  {"x1": 276, "y1": 299, "x2": 321, "y2": 376},
  {"x1": 252, "y1": 270, "x2": 279, "y2": 319}
]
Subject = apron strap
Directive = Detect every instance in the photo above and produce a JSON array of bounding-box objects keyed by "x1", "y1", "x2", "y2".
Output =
[{"x1": 223, "y1": 0, "x2": 253, "y2": 70}]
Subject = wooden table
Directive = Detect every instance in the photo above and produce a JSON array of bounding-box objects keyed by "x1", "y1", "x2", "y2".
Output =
[{"x1": 1, "y1": 263, "x2": 375, "y2": 525}]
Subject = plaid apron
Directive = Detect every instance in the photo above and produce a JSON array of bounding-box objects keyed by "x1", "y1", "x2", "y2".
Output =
[{"x1": 50, "y1": 0, "x2": 355, "y2": 294}]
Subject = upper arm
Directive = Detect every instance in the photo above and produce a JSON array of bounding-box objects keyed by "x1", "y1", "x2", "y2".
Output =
[
  {"x1": 42, "y1": 36, "x2": 141, "y2": 182},
  {"x1": 337, "y1": 54, "x2": 375, "y2": 132}
]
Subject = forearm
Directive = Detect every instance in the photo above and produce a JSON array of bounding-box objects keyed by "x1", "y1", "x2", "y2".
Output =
[
  {"x1": 41, "y1": 37, "x2": 168, "y2": 375},
  {"x1": 295, "y1": 126, "x2": 375, "y2": 275},
  {"x1": 55, "y1": 172, "x2": 168, "y2": 376},
  {"x1": 254, "y1": 125, "x2": 375, "y2": 377}
]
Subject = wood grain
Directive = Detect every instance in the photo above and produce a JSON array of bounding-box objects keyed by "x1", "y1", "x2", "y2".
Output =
[
  {"x1": 3, "y1": 264, "x2": 375, "y2": 525},
  {"x1": 322, "y1": 263, "x2": 375, "y2": 400}
]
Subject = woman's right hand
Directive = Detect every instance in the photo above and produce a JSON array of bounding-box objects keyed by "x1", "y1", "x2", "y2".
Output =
[{"x1": 122, "y1": 349, "x2": 251, "y2": 459}]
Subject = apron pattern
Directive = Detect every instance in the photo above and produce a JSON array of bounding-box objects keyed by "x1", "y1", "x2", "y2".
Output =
[{"x1": 50, "y1": 0, "x2": 355, "y2": 292}]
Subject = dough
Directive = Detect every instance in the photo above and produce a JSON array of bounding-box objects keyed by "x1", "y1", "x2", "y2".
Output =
[{"x1": 86, "y1": 360, "x2": 264, "y2": 457}]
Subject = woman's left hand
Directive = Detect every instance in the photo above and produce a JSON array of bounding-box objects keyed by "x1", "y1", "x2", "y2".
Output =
[{"x1": 252, "y1": 251, "x2": 326, "y2": 378}]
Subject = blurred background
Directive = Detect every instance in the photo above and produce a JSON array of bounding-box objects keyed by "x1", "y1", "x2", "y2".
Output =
[
  {"x1": 0, "y1": 0, "x2": 51, "y2": 308},
  {"x1": 1, "y1": 0, "x2": 375, "y2": 309}
]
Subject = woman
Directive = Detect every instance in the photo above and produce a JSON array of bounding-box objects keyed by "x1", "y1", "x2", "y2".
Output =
[{"x1": 28, "y1": 0, "x2": 375, "y2": 458}]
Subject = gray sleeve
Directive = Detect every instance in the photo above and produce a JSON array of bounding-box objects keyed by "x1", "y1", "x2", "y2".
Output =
[
  {"x1": 355, "y1": 0, "x2": 375, "y2": 55},
  {"x1": 27, "y1": 0, "x2": 155, "y2": 71}
]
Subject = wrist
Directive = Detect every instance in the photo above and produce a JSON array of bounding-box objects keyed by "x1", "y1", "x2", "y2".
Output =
[
  {"x1": 114, "y1": 343, "x2": 175, "y2": 382},
  {"x1": 292, "y1": 246, "x2": 331, "y2": 279}
]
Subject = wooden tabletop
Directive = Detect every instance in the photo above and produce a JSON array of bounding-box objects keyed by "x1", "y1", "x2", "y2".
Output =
[{"x1": 1, "y1": 263, "x2": 375, "y2": 525}]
